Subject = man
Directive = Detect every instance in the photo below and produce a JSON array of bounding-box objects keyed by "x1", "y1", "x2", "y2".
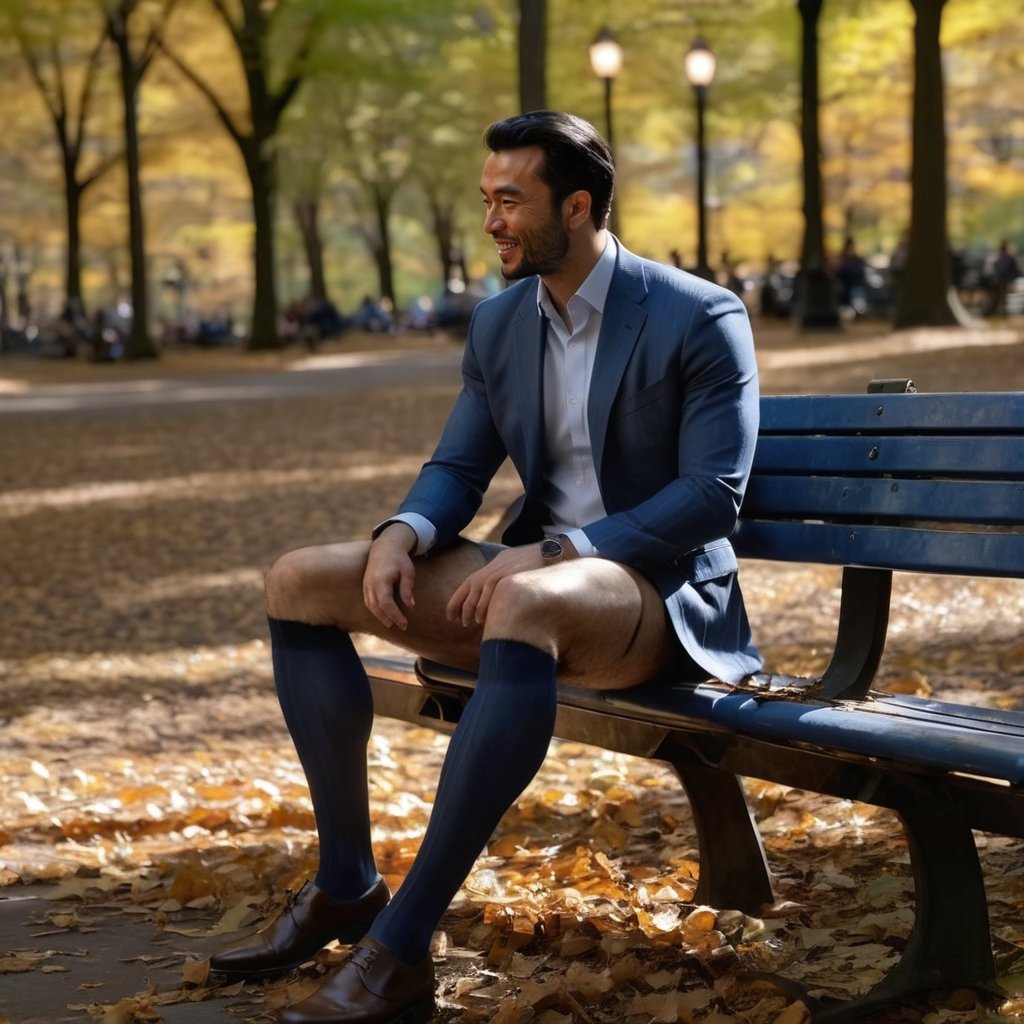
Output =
[
  {"x1": 211, "y1": 110, "x2": 762, "y2": 1024},
  {"x1": 991, "y1": 239, "x2": 1020, "y2": 317}
]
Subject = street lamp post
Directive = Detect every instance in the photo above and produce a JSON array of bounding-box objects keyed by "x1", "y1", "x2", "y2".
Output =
[
  {"x1": 684, "y1": 37, "x2": 716, "y2": 280},
  {"x1": 589, "y1": 27, "x2": 623, "y2": 237}
]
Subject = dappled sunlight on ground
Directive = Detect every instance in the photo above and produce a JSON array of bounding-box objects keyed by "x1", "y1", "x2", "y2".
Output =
[{"x1": 2, "y1": 326, "x2": 1023, "y2": 1022}]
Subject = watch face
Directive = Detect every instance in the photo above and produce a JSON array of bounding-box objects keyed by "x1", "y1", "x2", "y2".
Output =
[{"x1": 541, "y1": 538, "x2": 563, "y2": 559}]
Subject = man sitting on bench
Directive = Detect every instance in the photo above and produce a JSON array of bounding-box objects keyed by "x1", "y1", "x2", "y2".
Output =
[{"x1": 210, "y1": 109, "x2": 763, "y2": 1024}]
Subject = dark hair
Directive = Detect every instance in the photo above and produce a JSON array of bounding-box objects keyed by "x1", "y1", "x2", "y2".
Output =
[{"x1": 483, "y1": 110, "x2": 615, "y2": 230}]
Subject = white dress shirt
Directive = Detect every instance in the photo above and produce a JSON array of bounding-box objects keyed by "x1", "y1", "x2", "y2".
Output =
[
  {"x1": 535, "y1": 236, "x2": 617, "y2": 556},
  {"x1": 391, "y1": 237, "x2": 617, "y2": 557}
]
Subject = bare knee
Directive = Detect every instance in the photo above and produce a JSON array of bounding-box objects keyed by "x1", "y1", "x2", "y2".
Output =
[
  {"x1": 265, "y1": 543, "x2": 367, "y2": 624},
  {"x1": 483, "y1": 573, "x2": 564, "y2": 655},
  {"x1": 264, "y1": 549, "x2": 311, "y2": 619}
]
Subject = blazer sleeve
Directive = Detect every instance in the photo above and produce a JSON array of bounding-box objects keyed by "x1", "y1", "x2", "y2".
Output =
[{"x1": 395, "y1": 322, "x2": 509, "y2": 551}]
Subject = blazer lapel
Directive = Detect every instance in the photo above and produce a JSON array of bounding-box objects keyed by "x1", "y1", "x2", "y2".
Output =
[
  {"x1": 589, "y1": 246, "x2": 648, "y2": 477},
  {"x1": 511, "y1": 289, "x2": 547, "y2": 493}
]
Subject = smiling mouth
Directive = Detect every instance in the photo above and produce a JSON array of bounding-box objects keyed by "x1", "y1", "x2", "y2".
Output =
[{"x1": 495, "y1": 239, "x2": 518, "y2": 255}]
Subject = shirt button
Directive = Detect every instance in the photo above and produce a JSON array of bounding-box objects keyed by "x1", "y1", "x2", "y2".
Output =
[{"x1": 569, "y1": 396, "x2": 577, "y2": 404}]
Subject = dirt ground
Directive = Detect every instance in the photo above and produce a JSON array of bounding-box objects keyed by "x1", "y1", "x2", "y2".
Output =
[{"x1": 1, "y1": 317, "x2": 1023, "y2": 1024}]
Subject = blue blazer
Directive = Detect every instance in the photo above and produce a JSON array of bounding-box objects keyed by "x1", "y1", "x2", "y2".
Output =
[{"x1": 398, "y1": 243, "x2": 762, "y2": 684}]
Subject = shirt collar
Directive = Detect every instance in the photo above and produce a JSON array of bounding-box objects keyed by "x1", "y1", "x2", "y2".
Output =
[{"x1": 536, "y1": 234, "x2": 617, "y2": 322}]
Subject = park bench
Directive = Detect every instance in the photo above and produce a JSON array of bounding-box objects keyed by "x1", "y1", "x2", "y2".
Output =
[{"x1": 362, "y1": 380, "x2": 1024, "y2": 1022}]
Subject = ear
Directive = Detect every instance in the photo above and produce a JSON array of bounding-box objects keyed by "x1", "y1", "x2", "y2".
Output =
[{"x1": 562, "y1": 189, "x2": 593, "y2": 230}]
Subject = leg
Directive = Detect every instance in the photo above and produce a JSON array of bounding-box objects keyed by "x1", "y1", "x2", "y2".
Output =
[
  {"x1": 212, "y1": 540, "x2": 494, "y2": 981},
  {"x1": 484, "y1": 555, "x2": 682, "y2": 687},
  {"x1": 262, "y1": 539, "x2": 496, "y2": 897},
  {"x1": 280, "y1": 556, "x2": 676, "y2": 1020},
  {"x1": 265, "y1": 538, "x2": 494, "y2": 669},
  {"x1": 208, "y1": 615, "x2": 390, "y2": 979},
  {"x1": 367, "y1": 557, "x2": 677, "y2": 960},
  {"x1": 267, "y1": 617, "x2": 377, "y2": 900}
]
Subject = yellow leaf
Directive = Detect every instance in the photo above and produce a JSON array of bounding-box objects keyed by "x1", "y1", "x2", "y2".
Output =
[
  {"x1": 772, "y1": 1001, "x2": 811, "y2": 1024},
  {"x1": 181, "y1": 957, "x2": 210, "y2": 986}
]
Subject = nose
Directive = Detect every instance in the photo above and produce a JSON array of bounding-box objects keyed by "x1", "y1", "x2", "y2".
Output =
[{"x1": 483, "y1": 205, "x2": 504, "y2": 235}]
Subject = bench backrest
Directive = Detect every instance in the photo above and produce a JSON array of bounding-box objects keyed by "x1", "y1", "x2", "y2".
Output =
[{"x1": 734, "y1": 390, "x2": 1024, "y2": 579}]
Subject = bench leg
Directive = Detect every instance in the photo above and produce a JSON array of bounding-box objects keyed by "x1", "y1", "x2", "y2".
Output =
[
  {"x1": 806, "y1": 801, "x2": 1002, "y2": 1022},
  {"x1": 671, "y1": 762, "x2": 775, "y2": 914}
]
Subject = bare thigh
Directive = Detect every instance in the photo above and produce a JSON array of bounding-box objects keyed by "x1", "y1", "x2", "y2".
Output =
[
  {"x1": 264, "y1": 538, "x2": 495, "y2": 669},
  {"x1": 266, "y1": 541, "x2": 678, "y2": 688},
  {"x1": 482, "y1": 557, "x2": 678, "y2": 689}
]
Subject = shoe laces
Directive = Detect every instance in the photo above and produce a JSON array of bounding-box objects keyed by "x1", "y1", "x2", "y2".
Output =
[{"x1": 282, "y1": 880, "x2": 311, "y2": 916}]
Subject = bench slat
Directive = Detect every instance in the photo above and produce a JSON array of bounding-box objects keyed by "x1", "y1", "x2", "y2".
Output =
[
  {"x1": 406, "y1": 659, "x2": 1024, "y2": 788},
  {"x1": 760, "y1": 392, "x2": 1024, "y2": 434},
  {"x1": 733, "y1": 519, "x2": 1024, "y2": 576},
  {"x1": 742, "y1": 475, "x2": 1024, "y2": 526},
  {"x1": 649, "y1": 683, "x2": 1024, "y2": 785},
  {"x1": 753, "y1": 434, "x2": 1024, "y2": 477}
]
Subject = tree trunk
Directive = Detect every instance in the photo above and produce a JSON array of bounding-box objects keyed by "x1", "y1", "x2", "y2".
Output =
[
  {"x1": 796, "y1": 0, "x2": 840, "y2": 329},
  {"x1": 15, "y1": 250, "x2": 31, "y2": 322},
  {"x1": 245, "y1": 138, "x2": 280, "y2": 350},
  {"x1": 63, "y1": 157, "x2": 85, "y2": 307},
  {"x1": 159, "y1": 0, "x2": 320, "y2": 352},
  {"x1": 518, "y1": 0, "x2": 546, "y2": 112},
  {"x1": 109, "y1": 6, "x2": 157, "y2": 359},
  {"x1": 372, "y1": 185, "x2": 395, "y2": 306},
  {"x1": 293, "y1": 198, "x2": 326, "y2": 302},
  {"x1": 894, "y1": 0, "x2": 968, "y2": 328},
  {"x1": 426, "y1": 193, "x2": 456, "y2": 291}
]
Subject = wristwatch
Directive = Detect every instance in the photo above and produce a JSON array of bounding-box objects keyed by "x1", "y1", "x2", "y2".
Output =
[{"x1": 540, "y1": 535, "x2": 566, "y2": 560}]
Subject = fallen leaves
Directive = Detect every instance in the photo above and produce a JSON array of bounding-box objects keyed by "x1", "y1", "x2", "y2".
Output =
[{"x1": 4, "y1": 694, "x2": 1024, "y2": 1022}]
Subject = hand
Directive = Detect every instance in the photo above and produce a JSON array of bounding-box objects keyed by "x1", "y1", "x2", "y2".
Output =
[
  {"x1": 446, "y1": 538, "x2": 577, "y2": 627},
  {"x1": 363, "y1": 522, "x2": 418, "y2": 629}
]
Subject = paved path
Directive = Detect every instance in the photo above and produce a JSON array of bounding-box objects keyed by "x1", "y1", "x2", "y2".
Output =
[
  {"x1": 0, "y1": 347, "x2": 462, "y2": 415},
  {"x1": 0, "y1": 890, "x2": 258, "y2": 1023}
]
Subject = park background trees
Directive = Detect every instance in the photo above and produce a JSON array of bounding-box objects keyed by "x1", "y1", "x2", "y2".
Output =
[{"x1": 0, "y1": 0, "x2": 1021, "y2": 352}]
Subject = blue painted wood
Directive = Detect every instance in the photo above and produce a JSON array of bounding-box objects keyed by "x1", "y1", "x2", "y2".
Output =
[
  {"x1": 639, "y1": 682, "x2": 1024, "y2": 785},
  {"x1": 741, "y1": 391, "x2": 1024, "y2": 581},
  {"x1": 753, "y1": 434, "x2": 1024, "y2": 476},
  {"x1": 742, "y1": 476, "x2": 1024, "y2": 525},
  {"x1": 760, "y1": 392, "x2": 1024, "y2": 433},
  {"x1": 733, "y1": 519, "x2": 1024, "y2": 576}
]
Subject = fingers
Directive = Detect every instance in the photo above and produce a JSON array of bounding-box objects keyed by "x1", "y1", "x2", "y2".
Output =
[
  {"x1": 363, "y1": 560, "x2": 415, "y2": 630},
  {"x1": 398, "y1": 572, "x2": 416, "y2": 612},
  {"x1": 369, "y1": 584, "x2": 408, "y2": 630},
  {"x1": 447, "y1": 573, "x2": 492, "y2": 627},
  {"x1": 364, "y1": 578, "x2": 405, "y2": 630},
  {"x1": 445, "y1": 580, "x2": 470, "y2": 624},
  {"x1": 363, "y1": 523, "x2": 418, "y2": 630},
  {"x1": 446, "y1": 558, "x2": 510, "y2": 627}
]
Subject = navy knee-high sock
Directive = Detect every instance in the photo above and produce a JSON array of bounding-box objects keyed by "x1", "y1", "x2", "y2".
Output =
[
  {"x1": 269, "y1": 617, "x2": 378, "y2": 901},
  {"x1": 368, "y1": 638, "x2": 557, "y2": 963}
]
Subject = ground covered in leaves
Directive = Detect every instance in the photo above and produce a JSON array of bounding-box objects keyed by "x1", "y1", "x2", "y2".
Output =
[{"x1": 1, "y1": 322, "x2": 1023, "y2": 1024}]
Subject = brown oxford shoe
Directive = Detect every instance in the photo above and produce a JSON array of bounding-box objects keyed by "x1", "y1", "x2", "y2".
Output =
[
  {"x1": 210, "y1": 877, "x2": 390, "y2": 981},
  {"x1": 279, "y1": 937, "x2": 435, "y2": 1024}
]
